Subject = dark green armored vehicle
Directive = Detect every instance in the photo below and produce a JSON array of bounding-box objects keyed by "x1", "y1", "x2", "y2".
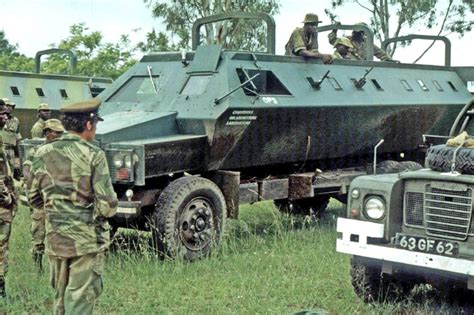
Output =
[{"x1": 32, "y1": 13, "x2": 473, "y2": 260}]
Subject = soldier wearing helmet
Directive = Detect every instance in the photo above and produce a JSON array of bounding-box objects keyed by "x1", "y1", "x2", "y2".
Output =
[
  {"x1": 328, "y1": 21, "x2": 396, "y2": 62},
  {"x1": 30, "y1": 103, "x2": 51, "y2": 138},
  {"x1": 332, "y1": 37, "x2": 356, "y2": 60},
  {"x1": 285, "y1": 13, "x2": 333, "y2": 64},
  {"x1": 0, "y1": 99, "x2": 16, "y2": 298}
]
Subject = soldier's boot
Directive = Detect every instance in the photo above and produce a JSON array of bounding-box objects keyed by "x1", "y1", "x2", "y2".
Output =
[
  {"x1": 0, "y1": 276, "x2": 6, "y2": 298},
  {"x1": 33, "y1": 253, "x2": 44, "y2": 276}
]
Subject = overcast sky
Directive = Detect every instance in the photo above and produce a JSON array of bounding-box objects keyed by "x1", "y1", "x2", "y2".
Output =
[{"x1": 1, "y1": 0, "x2": 473, "y2": 66}]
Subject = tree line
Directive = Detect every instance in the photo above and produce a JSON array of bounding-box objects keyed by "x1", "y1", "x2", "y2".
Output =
[{"x1": 0, "y1": 0, "x2": 472, "y2": 79}]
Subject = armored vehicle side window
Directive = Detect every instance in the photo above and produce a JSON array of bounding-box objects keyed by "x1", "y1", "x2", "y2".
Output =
[
  {"x1": 181, "y1": 75, "x2": 212, "y2": 95},
  {"x1": 328, "y1": 77, "x2": 342, "y2": 90},
  {"x1": 10, "y1": 86, "x2": 20, "y2": 96},
  {"x1": 432, "y1": 80, "x2": 443, "y2": 91},
  {"x1": 236, "y1": 68, "x2": 291, "y2": 96},
  {"x1": 60, "y1": 89, "x2": 69, "y2": 99},
  {"x1": 371, "y1": 79, "x2": 383, "y2": 91},
  {"x1": 416, "y1": 79, "x2": 429, "y2": 91},
  {"x1": 400, "y1": 80, "x2": 413, "y2": 91},
  {"x1": 107, "y1": 76, "x2": 159, "y2": 102},
  {"x1": 448, "y1": 81, "x2": 458, "y2": 91},
  {"x1": 36, "y1": 88, "x2": 45, "y2": 97}
]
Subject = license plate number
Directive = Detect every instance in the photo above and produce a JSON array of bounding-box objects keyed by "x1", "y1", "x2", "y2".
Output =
[{"x1": 395, "y1": 234, "x2": 459, "y2": 257}]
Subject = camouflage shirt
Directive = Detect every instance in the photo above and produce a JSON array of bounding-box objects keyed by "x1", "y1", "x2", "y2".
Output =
[
  {"x1": 328, "y1": 32, "x2": 393, "y2": 61},
  {"x1": 285, "y1": 27, "x2": 319, "y2": 56},
  {"x1": 27, "y1": 133, "x2": 118, "y2": 258},
  {"x1": 31, "y1": 118, "x2": 46, "y2": 139},
  {"x1": 0, "y1": 135, "x2": 15, "y2": 223},
  {"x1": 3, "y1": 116, "x2": 22, "y2": 146}
]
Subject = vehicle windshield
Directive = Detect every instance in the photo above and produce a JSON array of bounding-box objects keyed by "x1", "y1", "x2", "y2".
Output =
[{"x1": 107, "y1": 76, "x2": 159, "y2": 102}]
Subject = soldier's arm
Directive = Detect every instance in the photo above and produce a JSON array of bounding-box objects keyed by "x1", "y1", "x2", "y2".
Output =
[
  {"x1": 328, "y1": 30, "x2": 338, "y2": 45},
  {"x1": 26, "y1": 156, "x2": 44, "y2": 210},
  {"x1": 92, "y1": 150, "x2": 118, "y2": 218},
  {"x1": 374, "y1": 44, "x2": 394, "y2": 61}
]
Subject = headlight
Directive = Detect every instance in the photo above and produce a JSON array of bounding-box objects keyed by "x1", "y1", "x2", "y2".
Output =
[
  {"x1": 124, "y1": 154, "x2": 133, "y2": 168},
  {"x1": 364, "y1": 197, "x2": 385, "y2": 220},
  {"x1": 112, "y1": 153, "x2": 124, "y2": 168}
]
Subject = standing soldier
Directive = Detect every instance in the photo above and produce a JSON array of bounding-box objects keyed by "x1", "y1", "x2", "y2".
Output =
[
  {"x1": 2, "y1": 98, "x2": 22, "y2": 176},
  {"x1": 0, "y1": 100, "x2": 16, "y2": 298},
  {"x1": 23, "y1": 119, "x2": 64, "y2": 275},
  {"x1": 285, "y1": 13, "x2": 333, "y2": 64},
  {"x1": 30, "y1": 103, "x2": 51, "y2": 139},
  {"x1": 27, "y1": 99, "x2": 117, "y2": 314}
]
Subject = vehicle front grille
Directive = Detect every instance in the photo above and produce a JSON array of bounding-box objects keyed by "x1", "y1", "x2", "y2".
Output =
[
  {"x1": 425, "y1": 185, "x2": 472, "y2": 240},
  {"x1": 405, "y1": 192, "x2": 424, "y2": 226}
]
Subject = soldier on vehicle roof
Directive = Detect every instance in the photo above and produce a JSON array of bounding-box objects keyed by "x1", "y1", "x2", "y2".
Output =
[
  {"x1": 285, "y1": 13, "x2": 333, "y2": 64},
  {"x1": 23, "y1": 118, "x2": 64, "y2": 275},
  {"x1": 0, "y1": 99, "x2": 17, "y2": 299},
  {"x1": 30, "y1": 103, "x2": 51, "y2": 139},
  {"x1": 332, "y1": 37, "x2": 356, "y2": 60},
  {"x1": 27, "y1": 98, "x2": 117, "y2": 314},
  {"x1": 328, "y1": 21, "x2": 397, "y2": 62}
]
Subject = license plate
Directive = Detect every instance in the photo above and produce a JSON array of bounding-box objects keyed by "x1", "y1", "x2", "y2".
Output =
[
  {"x1": 395, "y1": 234, "x2": 459, "y2": 257},
  {"x1": 116, "y1": 201, "x2": 141, "y2": 215}
]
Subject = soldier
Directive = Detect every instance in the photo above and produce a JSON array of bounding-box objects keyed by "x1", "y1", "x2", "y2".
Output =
[
  {"x1": 27, "y1": 98, "x2": 117, "y2": 314},
  {"x1": 332, "y1": 37, "x2": 356, "y2": 60},
  {"x1": 285, "y1": 13, "x2": 333, "y2": 64},
  {"x1": 23, "y1": 119, "x2": 64, "y2": 275},
  {"x1": 2, "y1": 98, "x2": 21, "y2": 176},
  {"x1": 328, "y1": 22, "x2": 397, "y2": 62},
  {"x1": 30, "y1": 103, "x2": 51, "y2": 139},
  {"x1": 0, "y1": 100, "x2": 16, "y2": 298}
]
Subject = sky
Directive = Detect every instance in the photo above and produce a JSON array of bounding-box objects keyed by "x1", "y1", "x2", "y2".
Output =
[{"x1": 1, "y1": 0, "x2": 473, "y2": 66}]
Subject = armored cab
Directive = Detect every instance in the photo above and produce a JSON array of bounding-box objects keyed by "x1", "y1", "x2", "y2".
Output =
[{"x1": 27, "y1": 13, "x2": 473, "y2": 260}]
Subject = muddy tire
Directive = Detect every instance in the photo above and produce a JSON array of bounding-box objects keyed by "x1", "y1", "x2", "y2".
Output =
[
  {"x1": 351, "y1": 257, "x2": 409, "y2": 303},
  {"x1": 274, "y1": 196, "x2": 330, "y2": 216},
  {"x1": 398, "y1": 161, "x2": 423, "y2": 171},
  {"x1": 375, "y1": 160, "x2": 403, "y2": 174},
  {"x1": 425, "y1": 144, "x2": 474, "y2": 174},
  {"x1": 152, "y1": 176, "x2": 226, "y2": 261}
]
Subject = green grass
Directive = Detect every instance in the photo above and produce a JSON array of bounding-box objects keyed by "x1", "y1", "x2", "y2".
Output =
[{"x1": 0, "y1": 200, "x2": 466, "y2": 313}]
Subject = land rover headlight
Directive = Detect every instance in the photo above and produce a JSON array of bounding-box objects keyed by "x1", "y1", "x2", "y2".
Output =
[
  {"x1": 364, "y1": 197, "x2": 385, "y2": 220},
  {"x1": 124, "y1": 154, "x2": 133, "y2": 168},
  {"x1": 112, "y1": 154, "x2": 124, "y2": 168}
]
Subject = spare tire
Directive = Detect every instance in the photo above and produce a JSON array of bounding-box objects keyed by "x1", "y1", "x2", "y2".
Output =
[{"x1": 425, "y1": 144, "x2": 474, "y2": 174}]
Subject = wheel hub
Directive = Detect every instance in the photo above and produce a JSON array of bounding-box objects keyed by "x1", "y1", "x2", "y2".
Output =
[{"x1": 179, "y1": 197, "x2": 214, "y2": 251}]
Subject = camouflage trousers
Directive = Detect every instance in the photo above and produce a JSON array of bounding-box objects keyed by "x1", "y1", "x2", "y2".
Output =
[
  {"x1": 49, "y1": 252, "x2": 105, "y2": 315},
  {"x1": 30, "y1": 208, "x2": 45, "y2": 254},
  {"x1": 0, "y1": 221, "x2": 11, "y2": 277}
]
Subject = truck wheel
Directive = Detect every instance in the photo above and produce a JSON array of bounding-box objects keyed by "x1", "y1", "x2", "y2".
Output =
[
  {"x1": 375, "y1": 160, "x2": 403, "y2": 174},
  {"x1": 351, "y1": 257, "x2": 408, "y2": 303},
  {"x1": 152, "y1": 176, "x2": 226, "y2": 261},
  {"x1": 425, "y1": 144, "x2": 474, "y2": 174},
  {"x1": 274, "y1": 196, "x2": 330, "y2": 217},
  {"x1": 398, "y1": 161, "x2": 423, "y2": 171}
]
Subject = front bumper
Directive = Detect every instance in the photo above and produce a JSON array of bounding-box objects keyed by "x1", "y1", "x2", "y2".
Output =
[{"x1": 336, "y1": 218, "x2": 474, "y2": 278}]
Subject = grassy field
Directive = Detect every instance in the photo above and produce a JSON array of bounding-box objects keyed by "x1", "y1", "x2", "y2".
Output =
[{"x1": 0, "y1": 199, "x2": 469, "y2": 314}]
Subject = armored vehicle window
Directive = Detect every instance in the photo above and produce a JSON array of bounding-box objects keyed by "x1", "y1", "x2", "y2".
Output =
[
  {"x1": 10, "y1": 86, "x2": 20, "y2": 96},
  {"x1": 432, "y1": 80, "x2": 444, "y2": 91},
  {"x1": 328, "y1": 77, "x2": 342, "y2": 90},
  {"x1": 60, "y1": 89, "x2": 69, "y2": 99},
  {"x1": 181, "y1": 75, "x2": 212, "y2": 95},
  {"x1": 36, "y1": 88, "x2": 45, "y2": 97},
  {"x1": 371, "y1": 79, "x2": 383, "y2": 91},
  {"x1": 400, "y1": 80, "x2": 413, "y2": 91},
  {"x1": 236, "y1": 68, "x2": 291, "y2": 96},
  {"x1": 416, "y1": 79, "x2": 429, "y2": 91},
  {"x1": 107, "y1": 76, "x2": 159, "y2": 102},
  {"x1": 448, "y1": 81, "x2": 458, "y2": 92}
]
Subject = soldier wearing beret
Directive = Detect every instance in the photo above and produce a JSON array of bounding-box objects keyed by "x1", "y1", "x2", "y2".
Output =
[
  {"x1": 30, "y1": 103, "x2": 51, "y2": 139},
  {"x1": 27, "y1": 98, "x2": 117, "y2": 314},
  {"x1": 0, "y1": 99, "x2": 16, "y2": 298},
  {"x1": 285, "y1": 13, "x2": 333, "y2": 64},
  {"x1": 23, "y1": 119, "x2": 64, "y2": 275}
]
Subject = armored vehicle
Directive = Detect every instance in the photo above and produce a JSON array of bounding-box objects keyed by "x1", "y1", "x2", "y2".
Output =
[
  {"x1": 22, "y1": 13, "x2": 473, "y2": 260},
  {"x1": 336, "y1": 97, "x2": 474, "y2": 302},
  {"x1": 1, "y1": 49, "x2": 111, "y2": 138}
]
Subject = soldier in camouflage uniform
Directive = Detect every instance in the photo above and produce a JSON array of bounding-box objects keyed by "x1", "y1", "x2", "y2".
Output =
[
  {"x1": 332, "y1": 37, "x2": 356, "y2": 60},
  {"x1": 30, "y1": 103, "x2": 51, "y2": 139},
  {"x1": 328, "y1": 22, "x2": 397, "y2": 62},
  {"x1": 23, "y1": 119, "x2": 64, "y2": 275},
  {"x1": 285, "y1": 13, "x2": 333, "y2": 64},
  {"x1": 2, "y1": 99, "x2": 21, "y2": 176},
  {"x1": 0, "y1": 100, "x2": 16, "y2": 298},
  {"x1": 27, "y1": 99, "x2": 117, "y2": 314}
]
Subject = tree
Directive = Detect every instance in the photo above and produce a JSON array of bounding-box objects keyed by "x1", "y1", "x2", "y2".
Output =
[
  {"x1": 0, "y1": 31, "x2": 35, "y2": 72},
  {"x1": 41, "y1": 23, "x2": 137, "y2": 79},
  {"x1": 142, "y1": 0, "x2": 281, "y2": 52},
  {"x1": 325, "y1": 0, "x2": 474, "y2": 62}
]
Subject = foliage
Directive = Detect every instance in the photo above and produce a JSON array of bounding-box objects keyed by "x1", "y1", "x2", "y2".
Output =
[
  {"x1": 40, "y1": 23, "x2": 137, "y2": 79},
  {"x1": 0, "y1": 31, "x2": 34, "y2": 72},
  {"x1": 141, "y1": 0, "x2": 281, "y2": 52},
  {"x1": 325, "y1": 0, "x2": 474, "y2": 60}
]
